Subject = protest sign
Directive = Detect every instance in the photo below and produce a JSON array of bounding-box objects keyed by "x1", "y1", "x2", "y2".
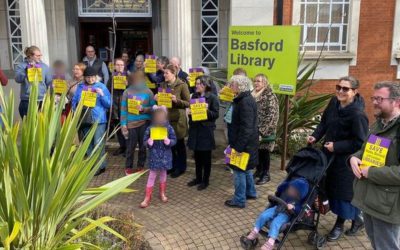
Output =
[
  {"x1": 150, "y1": 127, "x2": 168, "y2": 140},
  {"x1": 127, "y1": 95, "x2": 142, "y2": 115},
  {"x1": 113, "y1": 72, "x2": 127, "y2": 90},
  {"x1": 228, "y1": 26, "x2": 300, "y2": 95},
  {"x1": 81, "y1": 86, "x2": 97, "y2": 108},
  {"x1": 190, "y1": 98, "x2": 208, "y2": 121},
  {"x1": 360, "y1": 135, "x2": 391, "y2": 169},
  {"x1": 224, "y1": 146, "x2": 250, "y2": 171},
  {"x1": 145, "y1": 55, "x2": 157, "y2": 74},
  {"x1": 219, "y1": 86, "x2": 235, "y2": 102},
  {"x1": 189, "y1": 68, "x2": 204, "y2": 87},
  {"x1": 157, "y1": 88, "x2": 172, "y2": 108},
  {"x1": 53, "y1": 75, "x2": 67, "y2": 94},
  {"x1": 27, "y1": 64, "x2": 43, "y2": 83}
]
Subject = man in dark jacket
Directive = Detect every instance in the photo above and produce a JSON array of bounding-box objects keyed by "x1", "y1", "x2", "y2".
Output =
[
  {"x1": 82, "y1": 45, "x2": 109, "y2": 84},
  {"x1": 349, "y1": 81, "x2": 400, "y2": 250},
  {"x1": 224, "y1": 75, "x2": 258, "y2": 208}
]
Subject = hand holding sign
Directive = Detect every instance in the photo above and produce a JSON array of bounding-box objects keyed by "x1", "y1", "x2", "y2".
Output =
[
  {"x1": 157, "y1": 88, "x2": 172, "y2": 108},
  {"x1": 82, "y1": 86, "x2": 97, "y2": 108},
  {"x1": 190, "y1": 98, "x2": 208, "y2": 121},
  {"x1": 27, "y1": 64, "x2": 43, "y2": 83},
  {"x1": 144, "y1": 55, "x2": 157, "y2": 74},
  {"x1": 150, "y1": 127, "x2": 168, "y2": 140},
  {"x1": 113, "y1": 73, "x2": 127, "y2": 90}
]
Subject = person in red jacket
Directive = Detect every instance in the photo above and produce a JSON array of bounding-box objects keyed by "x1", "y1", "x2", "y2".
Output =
[{"x1": 0, "y1": 68, "x2": 8, "y2": 86}]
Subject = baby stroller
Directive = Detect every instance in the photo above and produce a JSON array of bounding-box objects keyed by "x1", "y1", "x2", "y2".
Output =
[{"x1": 256, "y1": 146, "x2": 333, "y2": 249}]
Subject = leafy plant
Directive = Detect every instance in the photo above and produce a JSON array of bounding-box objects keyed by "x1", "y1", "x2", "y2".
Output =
[
  {"x1": 0, "y1": 82, "x2": 144, "y2": 249},
  {"x1": 276, "y1": 61, "x2": 333, "y2": 141}
]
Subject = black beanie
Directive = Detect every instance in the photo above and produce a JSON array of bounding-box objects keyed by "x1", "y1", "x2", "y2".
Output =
[{"x1": 83, "y1": 67, "x2": 97, "y2": 77}]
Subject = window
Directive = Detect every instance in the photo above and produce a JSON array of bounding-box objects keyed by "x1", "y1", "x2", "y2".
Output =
[
  {"x1": 201, "y1": 0, "x2": 219, "y2": 68},
  {"x1": 299, "y1": 0, "x2": 349, "y2": 52},
  {"x1": 78, "y1": 0, "x2": 152, "y2": 17},
  {"x1": 6, "y1": 0, "x2": 24, "y2": 68}
]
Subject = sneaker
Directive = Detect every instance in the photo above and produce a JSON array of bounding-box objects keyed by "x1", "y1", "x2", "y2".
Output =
[{"x1": 125, "y1": 168, "x2": 134, "y2": 176}]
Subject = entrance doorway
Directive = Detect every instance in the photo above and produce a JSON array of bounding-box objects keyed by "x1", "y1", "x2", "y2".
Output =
[{"x1": 79, "y1": 20, "x2": 153, "y2": 63}]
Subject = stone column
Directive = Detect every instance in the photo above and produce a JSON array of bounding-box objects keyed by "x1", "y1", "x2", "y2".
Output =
[
  {"x1": 230, "y1": 0, "x2": 274, "y2": 25},
  {"x1": 19, "y1": 0, "x2": 50, "y2": 64},
  {"x1": 168, "y1": 0, "x2": 192, "y2": 72}
]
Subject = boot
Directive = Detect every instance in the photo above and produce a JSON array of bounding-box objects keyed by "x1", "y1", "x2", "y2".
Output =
[
  {"x1": 327, "y1": 217, "x2": 344, "y2": 242},
  {"x1": 256, "y1": 171, "x2": 271, "y2": 185},
  {"x1": 140, "y1": 186, "x2": 153, "y2": 208},
  {"x1": 160, "y1": 182, "x2": 168, "y2": 203},
  {"x1": 345, "y1": 213, "x2": 364, "y2": 236}
]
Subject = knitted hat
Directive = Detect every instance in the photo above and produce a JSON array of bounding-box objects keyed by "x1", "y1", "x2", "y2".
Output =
[{"x1": 83, "y1": 67, "x2": 97, "y2": 77}]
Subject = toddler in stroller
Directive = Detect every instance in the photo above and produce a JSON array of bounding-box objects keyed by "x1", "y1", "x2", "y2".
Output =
[{"x1": 240, "y1": 178, "x2": 309, "y2": 250}]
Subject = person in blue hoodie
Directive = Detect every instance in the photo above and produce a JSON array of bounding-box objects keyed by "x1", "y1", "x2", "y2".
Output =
[
  {"x1": 72, "y1": 66, "x2": 111, "y2": 176},
  {"x1": 15, "y1": 45, "x2": 53, "y2": 118},
  {"x1": 240, "y1": 178, "x2": 309, "y2": 250}
]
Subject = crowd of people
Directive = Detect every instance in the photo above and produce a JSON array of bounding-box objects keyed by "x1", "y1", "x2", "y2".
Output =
[{"x1": 8, "y1": 44, "x2": 400, "y2": 250}]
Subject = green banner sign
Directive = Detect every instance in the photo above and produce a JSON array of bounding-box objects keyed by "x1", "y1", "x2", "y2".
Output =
[{"x1": 228, "y1": 26, "x2": 301, "y2": 95}]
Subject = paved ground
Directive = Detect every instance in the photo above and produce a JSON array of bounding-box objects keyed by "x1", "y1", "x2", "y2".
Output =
[{"x1": 91, "y1": 144, "x2": 372, "y2": 250}]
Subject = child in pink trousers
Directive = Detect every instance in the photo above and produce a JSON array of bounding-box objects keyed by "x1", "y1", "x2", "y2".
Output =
[{"x1": 140, "y1": 105, "x2": 177, "y2": 208}]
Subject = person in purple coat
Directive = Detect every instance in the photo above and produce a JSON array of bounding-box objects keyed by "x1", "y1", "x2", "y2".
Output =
[{"x1": 140, "y1": 105, "x2": 177, "y2": 208}]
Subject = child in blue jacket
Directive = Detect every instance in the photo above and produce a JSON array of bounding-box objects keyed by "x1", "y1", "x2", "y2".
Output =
[
  {"x1": 241, "y1": 178, "x2": 309, "y2": 250},
  {"x1": 72, "y1": 66, "x2": 111, "y2": 176}
]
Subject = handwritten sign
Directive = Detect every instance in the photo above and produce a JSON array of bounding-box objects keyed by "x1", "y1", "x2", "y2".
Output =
[
  {"x1": 27, "y1": 64, "x2": 43, "y2": 83},
  {"x1": 127, "y1": 95, "x2": 142, "y2": 115},
  {"x1": 81, "y1": 86, "x2": 97, "y2": 108},
  {"x1": 224, "y1": 146, "x2": 250, "y2": 171},
  {"x1": 53, "y1": 75, "x2": 67, "y2": 94},
  {"x1": 360, "y1": 134, "x2": 391, "y2": 169},
  {"x1": 113, "y1": 73, "x2": 127, "y2": 90},
  {"x1": 145, "y1": 55, "x2": 157, "y2": 74},
  {"x1": 157, "y1": 88, "x2": 172, "y2": 108},
  {"x1": 219, "y1": 86, "x2": 235, "y2": 102},
  {"x1": 146, "y1": 76, "x2": 156, "y2": 89},
  {"x1": 150, "y1": 127, "x2": 168, "y2": 140},
  {"x1": 190, "y1": 98, "x2": 208, "y2": 121},
  {"x1": 189, "y1": 68, "x2": 204, "y2": 87}
]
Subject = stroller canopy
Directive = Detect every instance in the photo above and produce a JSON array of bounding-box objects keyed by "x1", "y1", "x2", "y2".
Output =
[{"x1": 285, "y1": 147, "x2": 328, "y2": 185}]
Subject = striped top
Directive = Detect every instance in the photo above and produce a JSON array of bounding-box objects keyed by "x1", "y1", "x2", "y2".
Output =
[{"x1": 120, "y1": 86, "x2": 155, "y2": 128}]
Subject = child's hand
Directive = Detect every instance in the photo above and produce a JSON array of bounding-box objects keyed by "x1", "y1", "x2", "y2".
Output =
[
  {"x1": 147, "y1": 138, "x2": 154, "y2": 146},
  {"x1": 164, "y1": 137, "x2": 170, "y2": 145},
  {"x1": 287, "y1": 204, "x2": 295, "y2": 210}
]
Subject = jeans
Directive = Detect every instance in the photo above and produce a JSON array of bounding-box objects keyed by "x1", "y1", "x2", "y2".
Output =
[
  {"x1": 364, "y1": 213, "x2": 400, "y2": 250},
  {"x1": 125, "y1": 125, "x2": 147, "y2": 169},
  {"x1": 171, "y1": 138, "x2": 187, "y2": 173},
  {"x1": 194, "y1": 150, "x2": 212, "y2": 184},
  {"x1": 232, "y1": 169, "x2": 257, "y2": 205},
  {"x1": 255, "y1": 206, "x2": 290, "y2": 239},
  {"x1": 79, "y1": 123, "x2": 107, "y2": 170}
]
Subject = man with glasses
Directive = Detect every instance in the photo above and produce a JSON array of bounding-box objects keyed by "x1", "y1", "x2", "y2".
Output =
[
  {"x1": 82, "y1": 45, "x2": 109, "y2": 84},
  {"x1": 349, "y1": 82, "x2": 400, "y2": 250}
]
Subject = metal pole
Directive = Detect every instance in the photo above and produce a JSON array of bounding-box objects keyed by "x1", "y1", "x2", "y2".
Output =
[{"x1": 276, "y1": 0, "x2": 289, "y2": 170}]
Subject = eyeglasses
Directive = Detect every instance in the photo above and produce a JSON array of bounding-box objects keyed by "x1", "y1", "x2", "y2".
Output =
[
  {"x1": 370, "y1": 96, "x2": 395, "y2": 103},
  {"x1": 336, "y1": 85, "x2": 354, "y2": 93}
]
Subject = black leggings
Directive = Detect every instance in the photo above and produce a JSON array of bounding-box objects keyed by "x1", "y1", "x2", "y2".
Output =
[{"x1": 194, "y1": 150, "x2": 212, "y2": 184}]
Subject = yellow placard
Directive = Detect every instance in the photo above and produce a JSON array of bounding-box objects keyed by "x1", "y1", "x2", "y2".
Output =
[
  {"x1": 189, "y1": 69, "x2": 204, "y2": 87},
  {"x1": 145, "y1": 57, "x2": 157, "y2": 74},
  {"x1": 128, "y1": 98, "x2": 141, "y2": 115},
  {"x1": 158, "y1": 92, "x2": 172, "y2": 108},
  {"x1": 146, "y1": 77, "x2": 156, "y2": 89},
  {"x1": 150, "y1": 127, "x2": 168, "y2": 140},
  {"x1": 360, "y1": 135, "x2": 391, "y2": 169},
  {"x1": 228, "y1": 148, "x2": 250, "y2": 171},
  {"x1": 82, "y1": 90, "x2": 97, "y2": 108},
  {"x1": 27, "y1": 67, "x2": 43, "y2": 82},
  {"x1": 190, "y1": 100, "x2": 208, "y2": 121},
  {"x1": 113, "y1": 75, "x2": 127, "y2": 90},
  {"x1": 108, "y1": 62, "x2": 114, "y2": 72},
  {"x1": 219, "y1": 86, "x2": 235, "y2": 102},
  {"x1": 53, "y1": 79, "x2": 67, "y2": 94}
]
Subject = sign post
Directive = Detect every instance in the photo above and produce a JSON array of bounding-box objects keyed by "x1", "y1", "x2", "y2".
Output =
[{"x1": 227, "y1": 25, "x2": 300, "y2": 170}]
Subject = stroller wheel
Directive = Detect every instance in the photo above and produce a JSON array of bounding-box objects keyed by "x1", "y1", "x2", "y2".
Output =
[
  {"x1": 240, "y1": 235, "x2": 258, "y2": 250},
  {"x1": 308, "y1": 231, "x2": 326, "y2": 249}
]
